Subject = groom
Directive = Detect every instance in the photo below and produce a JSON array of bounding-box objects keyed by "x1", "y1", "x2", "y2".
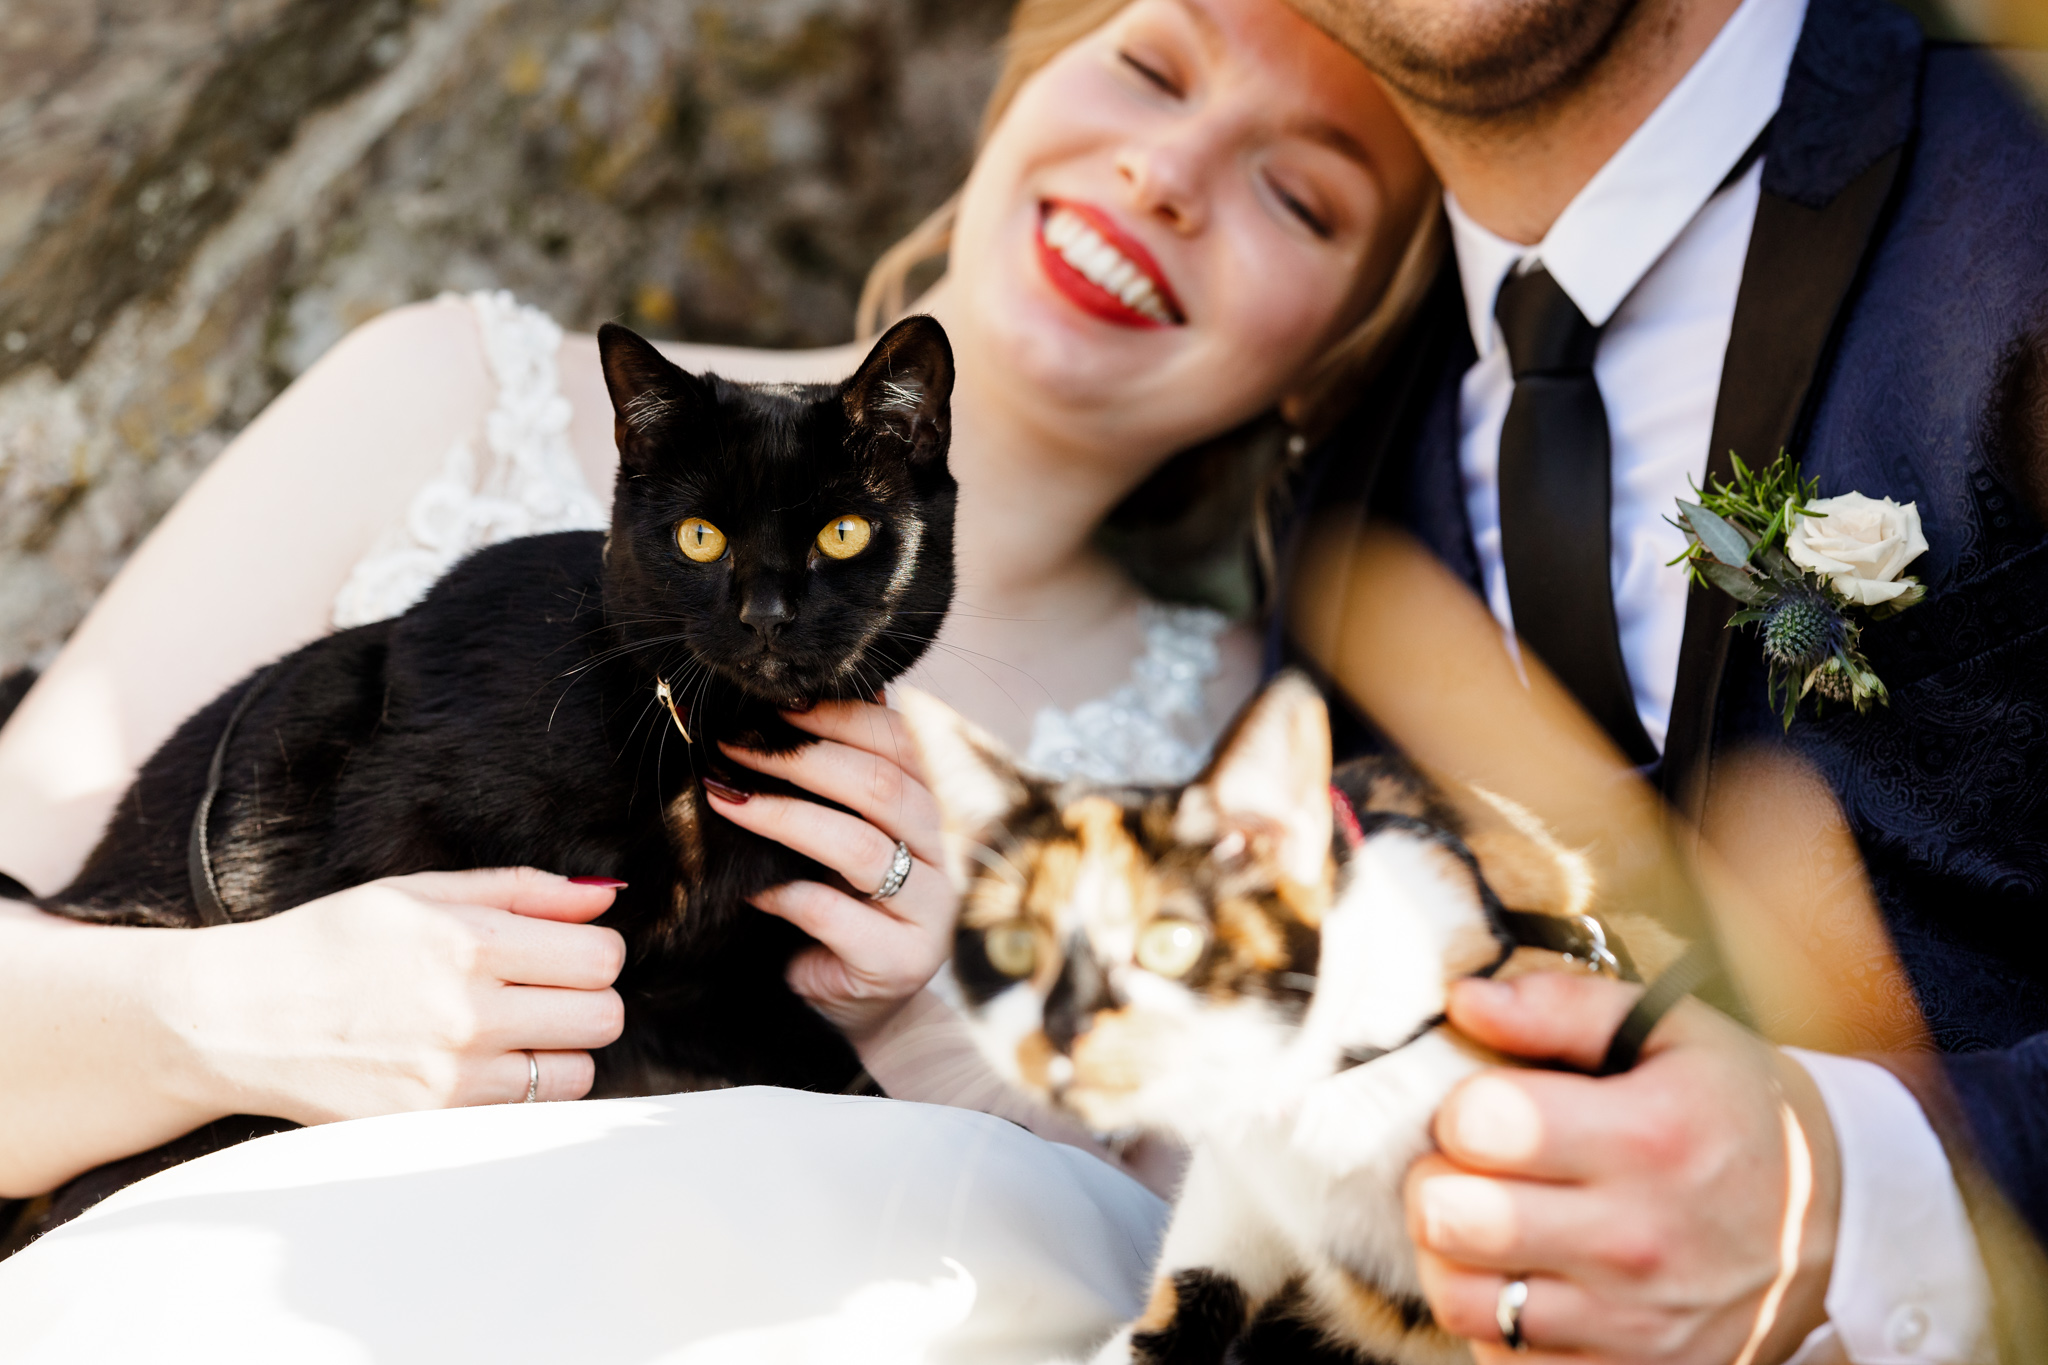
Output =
[{"x1": 1279, "y1": 0, "x2": 2048, "y2": 1358}]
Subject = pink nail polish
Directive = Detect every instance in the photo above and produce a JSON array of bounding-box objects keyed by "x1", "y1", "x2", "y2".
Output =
[{"x1": 568, "y1": 876, "x2": 629, "y2": 888}]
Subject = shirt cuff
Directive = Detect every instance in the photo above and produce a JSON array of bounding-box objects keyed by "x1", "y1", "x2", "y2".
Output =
[{"x1": 1783, "y1": 1048, "x2": 1994, "y2": 1365}]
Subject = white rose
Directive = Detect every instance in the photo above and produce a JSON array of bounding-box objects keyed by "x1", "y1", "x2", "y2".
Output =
[{"x1": 1785, "y1": 492, "x2": 1929, "y2": 605}]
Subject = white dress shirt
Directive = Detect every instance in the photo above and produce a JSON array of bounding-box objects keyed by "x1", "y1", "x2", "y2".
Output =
[{"x1": 1442, "y1": 0, "x2": 1993, "y2": 1357}]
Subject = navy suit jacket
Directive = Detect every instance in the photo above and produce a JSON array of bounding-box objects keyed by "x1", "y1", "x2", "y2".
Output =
[{"x1": 1284, "y1": 0, "x2": 2048, "y2": 1274}]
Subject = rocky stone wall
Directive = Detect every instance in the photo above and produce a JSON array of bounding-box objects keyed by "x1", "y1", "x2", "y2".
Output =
[{"x1": 0, "y1": 0, "x2": 1009, "y2": 674}]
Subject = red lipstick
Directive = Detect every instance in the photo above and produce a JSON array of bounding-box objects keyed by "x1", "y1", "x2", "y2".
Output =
[{"x1": 1035, "y1": 200, "x2": 1185, "y2": 329}]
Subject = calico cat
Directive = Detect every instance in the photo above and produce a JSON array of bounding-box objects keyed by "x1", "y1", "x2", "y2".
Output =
[
  {"x1": 34, "y1": 316, "x2": 957, "y2": 1216},
  {"x1": 898, "y1": 672, "x2": 1679, "y2": 1365}
]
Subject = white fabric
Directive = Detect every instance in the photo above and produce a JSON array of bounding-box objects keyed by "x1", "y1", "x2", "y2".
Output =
[
  {"x1": 0, "y1": 1089, "x2": 1168, "y2": 1364},
  {"x1": 1026, "y1": 603, "x2": 1228, "y2": 784},
  {"x1": 1782, "y1": 1052, "x2": 1996, "y2": 1365},
  {"x1": 1445, "y1": 0, "x2": 1806, "y2": 751},
  {"x1": 1445, "y1": 0, "x2": 1990, "y2": 1349},
  {"x1": 331, "y1": 290, "x2": 609, "y2": 630}
]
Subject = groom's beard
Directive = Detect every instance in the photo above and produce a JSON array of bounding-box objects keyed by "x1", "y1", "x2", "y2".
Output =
[{"x1": 1286, "y1": 0, "x2": 1648, "y2": 121}]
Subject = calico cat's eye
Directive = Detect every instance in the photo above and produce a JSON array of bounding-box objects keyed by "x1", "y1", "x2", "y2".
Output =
[
  {"x1": 1135, "y1": 920, "x2": 1208, "y2": 979},
  {"x1": 676, "y1": 518, "x2": 727, "y2": 563},
  {"x1": 816, "y1": 515, "x2": 873, "y2": 560},
  {"x1": 983, "y1": 923, "x2": 1038, "y2": 979}
]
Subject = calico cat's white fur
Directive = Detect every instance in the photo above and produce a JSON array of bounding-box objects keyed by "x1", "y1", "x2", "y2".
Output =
[{"x1": 901, "y1": 672, "x2": 1672, "y2": 1365}]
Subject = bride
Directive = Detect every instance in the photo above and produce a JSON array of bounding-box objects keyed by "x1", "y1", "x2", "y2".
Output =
[{"x1": 0, "y1": 0, "x2": 1434, "y2": 1352}]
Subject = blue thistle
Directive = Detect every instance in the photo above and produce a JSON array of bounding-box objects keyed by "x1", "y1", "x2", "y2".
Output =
[{"x1": 1761, "y1": 590, "x2": 1845, "y2": 671}]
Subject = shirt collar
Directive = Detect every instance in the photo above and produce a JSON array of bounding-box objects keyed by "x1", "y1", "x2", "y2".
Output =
[{"x1": 1447, "y1": 0, "x2": 1810, "y2": 355}]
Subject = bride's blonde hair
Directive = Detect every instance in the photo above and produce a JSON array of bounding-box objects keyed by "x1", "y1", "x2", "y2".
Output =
[{"x1": 855, "y1": 0, "x2": 1443, "y2": 608}]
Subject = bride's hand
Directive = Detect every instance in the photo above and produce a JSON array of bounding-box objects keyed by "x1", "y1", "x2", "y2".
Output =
[
  {"x1": 706, "y1": 701, "x2": 954, "y2": 1042},
  {"x1": 174, "y1": 868, "x2": 627, "y2": 1121}
]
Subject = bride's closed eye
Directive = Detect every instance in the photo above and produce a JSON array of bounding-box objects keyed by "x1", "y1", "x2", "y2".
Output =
[
  {"x1": 1119, "y1": 49, "x2": 1183, "y2": 98},
  {"x1": 1266, "y1": 176, "x2": 1333, "y2": 239}
]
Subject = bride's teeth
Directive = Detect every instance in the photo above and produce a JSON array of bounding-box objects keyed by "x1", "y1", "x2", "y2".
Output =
[{"x1": 1042, "y1": 206, "x2": 1176, "y2": 322}]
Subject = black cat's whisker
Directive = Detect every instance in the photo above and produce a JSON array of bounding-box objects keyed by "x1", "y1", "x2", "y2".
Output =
[
  {"x1": 963, "y1": 840, "x2": 1027, "y2": 890},
  {"x1": 558, "y1": 630, "x2": 699, "y2": 678},
  {"x1": 544, "y1": 630, "x2": 705, "y2": 732},
  {"x1": 872, "y1": 634, "x2": 1048, "y2": 714}
]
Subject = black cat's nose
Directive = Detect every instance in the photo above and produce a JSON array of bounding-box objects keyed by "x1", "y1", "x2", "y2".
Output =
[
  {"x1": 739, "y1": 587, "x2": 796, "y2": 643},
  {"x1": 1044, "y1": 935, "x2": 1115, "y2": 1056}
]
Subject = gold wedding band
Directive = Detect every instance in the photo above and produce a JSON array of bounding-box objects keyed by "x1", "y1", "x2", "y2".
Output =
[{"x1": 523, "y1": 1049, "x2": 540, "y2": 1103}]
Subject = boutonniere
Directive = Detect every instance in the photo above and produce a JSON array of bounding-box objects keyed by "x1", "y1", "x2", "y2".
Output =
[{"x1": 1671, "y1": 453, "x2": 1928, "y2": 729}]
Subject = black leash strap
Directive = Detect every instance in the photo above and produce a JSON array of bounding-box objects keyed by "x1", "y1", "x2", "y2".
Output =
[
  {"x1": 1596, "y1": 941, "x2": 1718, "y2": 1076},
  {"x1": 188, "y1": 665, "x2": 278, "y2": 928},
  {"x1": 1497, "y1": 908, "x2": 1641, "y2": 984}
]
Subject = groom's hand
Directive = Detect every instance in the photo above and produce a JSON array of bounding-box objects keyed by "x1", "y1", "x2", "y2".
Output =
[{"x1": 1406, "y1": 972, "x2": 1841, "y2": 1365}]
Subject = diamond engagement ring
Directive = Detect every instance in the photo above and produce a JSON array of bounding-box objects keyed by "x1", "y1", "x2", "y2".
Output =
[
  {"x1": 1496, "y1": 1278, "x2": 1530, "y2": 1352},
  {"x1": 871, "y1": 840, "x2": 913, "y2": 900}
]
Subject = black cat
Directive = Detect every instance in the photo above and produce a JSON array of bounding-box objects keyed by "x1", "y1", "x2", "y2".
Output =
[{"x1": 31, "y1": 316, "x2": 956, "y2": 1225}]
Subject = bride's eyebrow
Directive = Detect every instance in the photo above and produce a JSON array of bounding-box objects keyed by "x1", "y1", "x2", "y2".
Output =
[{"x1": 1285, "y1": 118, "x2": 1377, "y2": 177}]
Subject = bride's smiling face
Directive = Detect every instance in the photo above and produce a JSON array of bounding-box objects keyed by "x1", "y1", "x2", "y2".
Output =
[{"x1": 945, "y1": 0, "x2": 1429, "y2": 456}]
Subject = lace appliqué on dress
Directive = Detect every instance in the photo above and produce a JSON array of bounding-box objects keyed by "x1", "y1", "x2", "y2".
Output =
[
  {"x1": 1024, "y1": 604, "x2": 1230, "y2": 785},
  {"x1": 331, "y1": 291, "x2": 609, "y2": 629}
]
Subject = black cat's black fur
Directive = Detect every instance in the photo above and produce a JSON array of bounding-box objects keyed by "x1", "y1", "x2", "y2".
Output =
[{"x1": 34, "y1": 316, "x2": 956, "y2": 1218}]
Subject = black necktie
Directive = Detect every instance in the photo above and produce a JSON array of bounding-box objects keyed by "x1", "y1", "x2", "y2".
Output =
[{"x1": 1495, "y1": 265, "x2": 1658, "y2": 765}]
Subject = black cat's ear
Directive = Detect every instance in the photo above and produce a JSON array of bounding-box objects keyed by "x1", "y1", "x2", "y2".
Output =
[
  {"x1": 842, "y1": 315, "x2": 954, "y2": 464},
  {"x1": 1175, "y1": 671, "x2": 1333, "y2": 889},
  {"x1": 897, "y1": 686, "x2": 1028, "y2": 890},
  {"x1": 598, "y1": 322, "x2": 702, "y2": 472}
]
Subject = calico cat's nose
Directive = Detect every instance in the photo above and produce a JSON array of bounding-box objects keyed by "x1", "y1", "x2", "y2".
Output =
[
  {"x1": 1044, "y1": 935, "x2": 1115, "y2": 1055},
  {"x1": 739, "y1": 586, "x2": 796, "y2": 643}
]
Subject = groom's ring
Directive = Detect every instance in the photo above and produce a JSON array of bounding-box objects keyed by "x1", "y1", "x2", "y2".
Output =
[
  {"x1": 1496, "y1": 1278, "x2": 1530, "y2": 1351},
  {"x1": 523, "y1": 1050, "x2": 540, "y2": 1103},
  {"x1": 870, "y1": 840, "x2": 913, "y2": 900}
]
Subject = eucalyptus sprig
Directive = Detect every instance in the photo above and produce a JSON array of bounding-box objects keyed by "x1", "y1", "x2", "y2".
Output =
[{"x1": 1668, "y1": 451, "x2": 1915, "y2": 730}]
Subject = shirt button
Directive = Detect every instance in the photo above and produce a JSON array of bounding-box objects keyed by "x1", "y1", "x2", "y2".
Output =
[{"x1": 1887, "y1": 1303, "x2": 1931, "y2": 1354}]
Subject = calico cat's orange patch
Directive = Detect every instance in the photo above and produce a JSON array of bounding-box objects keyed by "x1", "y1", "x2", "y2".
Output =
[
  {"x1": 1312, "y1": 1268, "x2": 1464, "y2": 1365},
  {"x1": 1070, "y1": 1007, "x2": 1176, "y2": 1094},
  {"x1": 1015, "y1": 1028, "x2": 1060, "y2": 1091},
  {"x1": 1137, "y1": 1273, "x2": 1181, "y2": 1334},
  {"x1": 1211, "y1": 895, "x2": 1291, "y2": 975}
]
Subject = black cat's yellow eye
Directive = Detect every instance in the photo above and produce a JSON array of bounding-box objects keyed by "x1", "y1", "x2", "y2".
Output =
[
  {"x1": 677, "y1": 518, "x2": 727, "y2": 563},
  {"x1": 816, "y1": 515, "x2": 872, "y2": 560},
  {"x1": 984, "y1": 924, "x2": 1038, "y2": 979},
  {"x1": 1135, "y1": 920, "x2": 1207, "y2": 979}
]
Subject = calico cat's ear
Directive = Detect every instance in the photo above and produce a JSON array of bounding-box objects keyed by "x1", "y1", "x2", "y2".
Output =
[
  {"x1": 1176, "y1": 671, "x2": 1332, "y2": 888},
  {"x1": 896, "y1": 686, "x2": 1029, "y2": 889},
  {"x1": 842, "y1": 315, "x2": 954, "y2": 464},
  {"x1": 598, "y1": 322, "x2": 703, "y2": 472}
]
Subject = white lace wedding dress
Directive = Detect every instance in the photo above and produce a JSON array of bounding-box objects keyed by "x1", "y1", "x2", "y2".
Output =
[{"x1": 0, "y1": 294, "x2": 1237, "y2": 1364}]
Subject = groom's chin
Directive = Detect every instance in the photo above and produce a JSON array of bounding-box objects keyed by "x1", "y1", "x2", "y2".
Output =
[{"x1": 1301, "y1": 0, "x2": 1647, "y2": 120}]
